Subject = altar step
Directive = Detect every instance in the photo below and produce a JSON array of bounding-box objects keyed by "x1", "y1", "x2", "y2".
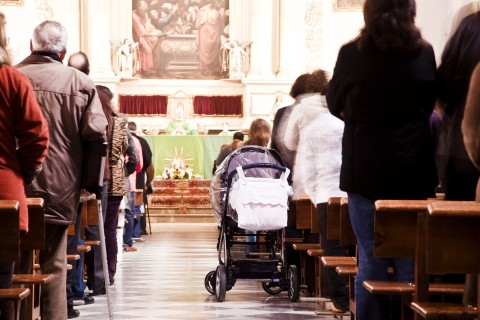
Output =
[
  {"x1": 148, "y1": 208, "x2": 214, "y2": 223},
  {"x1": 149, "y1": 179, "x2": 213, "y2": 222}
]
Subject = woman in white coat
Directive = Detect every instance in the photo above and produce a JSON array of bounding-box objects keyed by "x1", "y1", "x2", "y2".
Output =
[{"x1": 284, "y1": 70, "x2": 349, "y2": 312}]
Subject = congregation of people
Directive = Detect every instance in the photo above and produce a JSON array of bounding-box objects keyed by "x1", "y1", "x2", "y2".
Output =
[
  {"x1": 214, "y1": 0, "x2": 479, "y2": 318},
  {"x1": 1, "y1": 0, "x2": 480, "y2": 319},
  {"x1": 0, "y1": 15, "x2": 155, "y2": 320}
]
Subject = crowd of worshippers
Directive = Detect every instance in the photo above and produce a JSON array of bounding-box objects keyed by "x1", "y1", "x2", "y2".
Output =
[
  {"x1": 211, "y1": 2, "x2": 480, "y2": 320},
  {"x1": 0, "y1": 17, "x2": 154, "y2": 319},
  {"x1": 2, "y1": 0, "x2": 480, "y2": 319}
]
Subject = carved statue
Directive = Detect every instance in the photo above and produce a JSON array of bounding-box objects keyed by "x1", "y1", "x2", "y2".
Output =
[{"x1": 116, "y1": 39, "x2": 138, "y2": 78}]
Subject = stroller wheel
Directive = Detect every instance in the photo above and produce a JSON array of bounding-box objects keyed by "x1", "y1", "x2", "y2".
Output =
[
  {"x1": 287, "y1": 265, "x2": 300, "y2": 302},
  {"x1": 205, "y1": 270, "x2": 216, "y2": 295},
  {"x1": 262, "y1": 281, "x2": 282, "y2": 295},
  {"x1": 215, "y1": 265, "x2": 227, "y2": 302}
]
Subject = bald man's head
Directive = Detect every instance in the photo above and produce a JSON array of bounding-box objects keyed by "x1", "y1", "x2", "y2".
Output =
[{"x1": 68, "y1": 51, "x2": 90, "y2": 75}]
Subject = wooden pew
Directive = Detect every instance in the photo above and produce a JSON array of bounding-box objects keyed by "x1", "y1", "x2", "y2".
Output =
[
  {"x1": 323, "y1": 197, "x2": 357, "y2": 268},
  {"x1": 365, "y1": 199, "x2": 464, "y2": 320},
  {"x1": 410, "y1": 201, "x2": 480, "y2": 319},
  {"x1": 319, "y1": 197, "x2": 357, "y2": 319},
  {"x1": 0, "y1": 200, "x2": 31, "y2": 320},
  {"x1": 339, "y1": 198, "x2": 356, "y2": 247},
  {"x1": 13, "y1": 198, "x2": 54, "y2": 320},
  {"x1": 291, "y1": 195, "x2": 319, "y2": 299}
]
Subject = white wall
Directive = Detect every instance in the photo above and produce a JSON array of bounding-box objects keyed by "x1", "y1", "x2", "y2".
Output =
[{"x1": 1, "y1": 0, "x2": 479, "y2": 130}]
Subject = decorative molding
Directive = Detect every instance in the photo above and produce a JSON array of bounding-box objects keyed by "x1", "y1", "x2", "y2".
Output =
[
  {"x1": 0, "y1": 0, "x2": 24, "y2": 6},
  {"x1": 332, "y1": 0, "x2": 364, "y2": 12},
  {"x1": 34, "y1": 0, "x2": 53, "y2": 21},
  {"x1": 305, "y1": 0, "x2": 324, "y2": 71}
]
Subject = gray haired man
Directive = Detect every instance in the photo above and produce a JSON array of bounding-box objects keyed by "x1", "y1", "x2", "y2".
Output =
[{"x1": 16, "y1": 20, "x2": 107, "y2": 320}]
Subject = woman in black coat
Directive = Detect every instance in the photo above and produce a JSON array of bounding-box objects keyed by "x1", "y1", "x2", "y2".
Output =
[{"x1": 326, "y1": 0, "x2": 438, "y2": 319}]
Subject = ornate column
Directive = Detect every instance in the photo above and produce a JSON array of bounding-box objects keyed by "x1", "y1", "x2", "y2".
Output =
[
  {"x1": 276, "y1": 0, "x2": 308, "y2": 79},
  {"x1": 304, "y1": 0, "x2": 326, "y2": 72},
  {"x1": 81, "y1": 0, "x2": 125, "y2": 78},
  {"x1": 246, "y1": 0, "x2": 275, "y2": 78}
]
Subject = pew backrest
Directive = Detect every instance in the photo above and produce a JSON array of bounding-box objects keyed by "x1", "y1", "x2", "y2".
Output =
[{"x1": 0, "y1": 200, "x2": 20, "y2": 262}]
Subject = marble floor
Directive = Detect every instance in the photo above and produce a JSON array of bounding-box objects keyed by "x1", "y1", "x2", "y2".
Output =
[{"x1": 75, "y1": 223, "x2": 348, "y2": 319}]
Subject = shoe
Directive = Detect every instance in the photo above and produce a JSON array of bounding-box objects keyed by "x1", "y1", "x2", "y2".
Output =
[
  {"x1": 132, "y1": 237, "x2": 145, "y2": 242},
  {"x1": 328, "y1": 301, "x2": 349, "y2": 314},
  {"x1": 141, "y1": 230, "x2": 149, "y2": 235},
  {"x1": 109, "y1": 278, "x2": 114, "y2": 286},
  {"x1": 67, "y1": 307, "x2": 80, "y2": 319},
  {"x1": 123, "y1": 246, "x2": 137, "y2": 252},
  {"x1": 91, "y1": 286, "x2": 106, "y2": 296},
  {"x1": 83, "y1": 295, "x2": 95, "y2": 305},
  {"x1": 72, "y1": 299, "x2": 85, "y2": 306}
]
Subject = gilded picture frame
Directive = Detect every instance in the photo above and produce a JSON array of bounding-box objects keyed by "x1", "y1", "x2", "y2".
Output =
[
  {"x1": 333, "y1": 0, "x2": 364, "y2": 11},
  {"x1": 0, "y1": 0, "x2": 24, "y2": 6}
]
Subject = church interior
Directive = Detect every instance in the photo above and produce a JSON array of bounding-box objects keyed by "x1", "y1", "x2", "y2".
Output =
[{"x1": 1, "y1": 0, "x2": 480, "y2": 319}]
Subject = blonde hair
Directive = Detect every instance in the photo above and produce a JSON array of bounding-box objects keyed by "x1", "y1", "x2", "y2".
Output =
[
  {"x1": 244, "y1": 118, "x2": 271, "y2": 147},
  {"x1": 0, "y1": 12, "x2": 11, "y2": 66}
]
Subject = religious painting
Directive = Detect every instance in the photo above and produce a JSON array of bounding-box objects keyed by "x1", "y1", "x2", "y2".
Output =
[
  {"x1": 130, "y1": 0, "x2": 229, "y2": 80},
  {"x1": 0, "y1": 0, "x2": 24, "y2": 5},
  {"x1": 333, "y1": 0, "x2": 364, "y2": 11}
]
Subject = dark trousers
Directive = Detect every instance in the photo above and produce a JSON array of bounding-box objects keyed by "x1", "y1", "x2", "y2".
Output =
[
  {"x1": 104, "y1": 195, "x2": 122, "y2": 281},
  {"x1": 85, "y1": 183, "x2": 108, "y2": 292},
  {"x1": 66, "y1": 204, "x2": 82, "y2": 304},
  {"x1": 0, "y1": 261, "x2": 14, "y2": 320}
]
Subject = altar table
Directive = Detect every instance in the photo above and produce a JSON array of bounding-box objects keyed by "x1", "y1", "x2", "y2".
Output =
[{"x1": 142, "y1": 135, "x2": 231, "y2": 179}]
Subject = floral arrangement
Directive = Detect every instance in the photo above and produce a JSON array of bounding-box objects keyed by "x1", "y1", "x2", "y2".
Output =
[{"x1": 162, "y1": 160, "x2": 193, "y2": 180}]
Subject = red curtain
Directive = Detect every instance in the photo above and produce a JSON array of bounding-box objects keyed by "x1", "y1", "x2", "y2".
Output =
[
  {"x1": 119, "y1": 95, "x2": 168, "y2": 115},
  {"x1": 193, "y1": 96, "x2": 242, "y2": 116}
]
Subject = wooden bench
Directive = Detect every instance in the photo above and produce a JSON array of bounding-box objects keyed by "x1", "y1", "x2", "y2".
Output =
[
  {"x1": 322, "y1": 197, "x2": 357, "y2": 319},
  {"x1": 291, "y1": 196, "x2": 320, "y2": 299},
  {"x1": 0, "y1": 200, "x2": 31, "y2": 320},
  {"x1": 13, "y1": 198, "x2": 54, "y2": 320},
  {"x1": 410, "y1": 201, "x2": 480, "y2": 320},
  {"x1": 365, "y1": 199, "x2": 466, "y2": 320}
]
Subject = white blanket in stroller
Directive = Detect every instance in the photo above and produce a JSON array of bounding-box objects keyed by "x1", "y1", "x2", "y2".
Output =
[{"x1": 229, "y1": 166, "x2": 293, "y2": 231}]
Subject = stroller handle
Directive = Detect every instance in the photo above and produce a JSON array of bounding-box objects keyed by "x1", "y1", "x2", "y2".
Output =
[{"x1": 226, "y1": 163, "x2": 287, "y2": 181}]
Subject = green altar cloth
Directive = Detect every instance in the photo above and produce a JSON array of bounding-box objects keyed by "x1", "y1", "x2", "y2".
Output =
[{"x1": 143, "y1": 135, "x2": 232, "y2": 179}]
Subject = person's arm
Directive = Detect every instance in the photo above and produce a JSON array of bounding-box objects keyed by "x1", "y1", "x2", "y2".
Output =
[
  {"x1": 326, "y1": 46, "x2": 347, "y2": 120},
  {"x1": 145, "y1": 162, "x2": 155, "y2": 189},
  {"x1": 14, "y1": 72, "x2": 49, "y2": 184},
  {"x1": 462, "y1": 63, "x2": 480, "y2": 170},
  {"x1": 284, "y1": 106, "x2": 301, "y2": 152},
  {"x1": 79, "y1": 82, "x2": 108, "y2": 142},
  {"x1": 125, "y1": 130, "x2": 138, "y2": 175}
]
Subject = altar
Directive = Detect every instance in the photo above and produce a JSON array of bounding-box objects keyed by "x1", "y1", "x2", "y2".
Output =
[
  {"x1": 143, "y1": 135, "x2": 232, "y2": 179},
  {"x1": 149, "y1": 179, "x2": 211, "y2": 212}
]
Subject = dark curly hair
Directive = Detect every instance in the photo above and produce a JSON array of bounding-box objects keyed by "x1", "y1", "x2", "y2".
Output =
[
  {"x1": 289, "y1": 73, "x2": 310, "y2": 98},
  {"x1": 358, "y1": 0, "x2": 425, "y2": 54},
  {"x1": 305, "y1": 69, "x2": 329, "y2": 94}
]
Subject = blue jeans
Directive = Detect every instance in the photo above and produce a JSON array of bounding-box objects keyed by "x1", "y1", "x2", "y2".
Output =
[
  {"x1": 72, "y1": 236, "x2": 87, "y2": 299},
  {"x1": 123, "y1": 192, "x2": 135, "y2": 247},
  {"x1": 132, "y1": 205, "x2": 143, "y2": 238},
  {"x1": 245, "y1": 231, "x2": 257, "y2": 254},
  {"x1": 348, "y1": 193, "x2": 414, "y2": 320}
]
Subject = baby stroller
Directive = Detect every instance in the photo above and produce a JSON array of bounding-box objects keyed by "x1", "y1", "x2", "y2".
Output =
[{"x1": 204, "y1": 146, "x2": 300, "y2": 302}]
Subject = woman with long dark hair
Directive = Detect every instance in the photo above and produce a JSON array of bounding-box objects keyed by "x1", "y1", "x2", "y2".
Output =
[{"x1": 327, "y1": 0, "x2": 438, "y2": 319}]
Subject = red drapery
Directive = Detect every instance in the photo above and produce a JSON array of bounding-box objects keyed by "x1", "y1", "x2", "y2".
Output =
[
  {"x1": 119, "y1": 95, "x2": 168, "y2": 115},
  {"x1": 193, "y1": 96, "x2": 242, "y2": 116}
]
